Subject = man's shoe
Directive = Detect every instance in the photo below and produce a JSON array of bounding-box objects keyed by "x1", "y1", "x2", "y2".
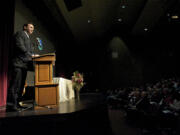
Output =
[
  {"x1": 17, "y1": 103, "x2": 29, "y2": 110},
  {"x1": 6, "y1": 105, "x2": 21, "y2": 112},
  {"x1": 12, "y1": 106, "x2": 22, "y2": 112}
]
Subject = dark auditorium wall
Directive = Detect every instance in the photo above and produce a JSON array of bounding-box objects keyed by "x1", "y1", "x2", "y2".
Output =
[
  {"x1": 96, "y1": 33, "x2": 180, "y2": 89},
  {"x1": 139, "y1": 33, "x2": 180, "y2": 83},
  {"x1": 96, "y1": 36, "x2": 143, "y2": 89}
]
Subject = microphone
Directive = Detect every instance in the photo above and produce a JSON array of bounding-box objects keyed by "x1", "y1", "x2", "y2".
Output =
[
  {"x1": 36, "y1": 37, "x2": 43, "y2": 50},
  {"x1": 36, "y1": 37, "x2": 41, "y2": 46}
]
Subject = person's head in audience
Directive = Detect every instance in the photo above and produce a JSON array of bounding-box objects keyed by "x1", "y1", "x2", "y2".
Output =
[
  {"x1": 162, "y1": 88, "x2": 169, "y2": 96},
  {"x1": 134, "y1": 90, "x2": 140, "y2": 99},
  {"x1": 141, "y1": 91, "x2": 147, "y2": 98},
  {"x1": 147, "y1": 86, "x2": 153, "y2": 95}
]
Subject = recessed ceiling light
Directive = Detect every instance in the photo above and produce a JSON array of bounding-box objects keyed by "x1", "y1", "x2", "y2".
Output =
[
  {"x1": 171, "y1": 15, "x2": 179, "y2": 19},
  {"x1": 167, "y1": 13, "x2": 170, "y2": 16},
  {"x1": 122, "y1": 5, "x2": 126, "y2": 9},
  {"x1": 88, "y1": 20, "x2": 91, "y2": 23},
  {"x1": 118, "y1": 18, "x2": 122, "y2": 22},
  {"x1": 144, "y1": 28, "x2": 148, "y2": 31}
]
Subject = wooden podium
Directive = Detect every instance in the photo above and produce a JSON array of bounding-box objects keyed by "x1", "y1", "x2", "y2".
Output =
[{"x1": 33, "y1": 53, "x2": 59, "y2": 106}]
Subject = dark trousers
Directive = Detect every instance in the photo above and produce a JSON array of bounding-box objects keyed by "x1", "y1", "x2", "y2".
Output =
[{"x1": 7, "y1": 67, "x2": 27, "y2": 107}]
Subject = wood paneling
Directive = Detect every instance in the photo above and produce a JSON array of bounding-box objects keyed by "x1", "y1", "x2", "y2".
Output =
[
  {"x1": 35, "y1": 84, "x2": 58, "y2": 106},
  {"x1": 38, "y1": 64, "x2": 50, "y2": 82}
]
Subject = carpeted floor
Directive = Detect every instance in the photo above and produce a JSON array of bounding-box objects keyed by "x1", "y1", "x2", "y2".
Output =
[
  {"x1": 108, "y1": 109, "x2": 141, "y2": 135},
  {"x1": 108, "y1": 108, "x2": 180, "y2": 135}
]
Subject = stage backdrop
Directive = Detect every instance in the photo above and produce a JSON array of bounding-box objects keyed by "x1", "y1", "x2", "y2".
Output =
[
  {"x1": 0, "y1": 45, "x2": 9, "y2": 107},
  {"x1": 0, "y1": 0, "x2": 15, "y2": 107}
]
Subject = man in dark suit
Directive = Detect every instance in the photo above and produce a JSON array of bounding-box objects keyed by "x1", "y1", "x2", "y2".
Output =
[{"x1": 6, "y1": 22, "x2": 34, "y2": 111}]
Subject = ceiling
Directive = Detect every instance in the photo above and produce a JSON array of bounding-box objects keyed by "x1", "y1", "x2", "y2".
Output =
[{"x1": 23, "y1": 0, "x2": 180, "y2": 44}]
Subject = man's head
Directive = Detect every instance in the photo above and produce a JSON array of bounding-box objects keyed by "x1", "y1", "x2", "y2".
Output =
[{"x1": 23, "y1": 23, "x2": 34, "y2": 35}]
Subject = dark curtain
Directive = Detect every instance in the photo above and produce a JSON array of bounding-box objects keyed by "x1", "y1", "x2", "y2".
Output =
[{"x1": 0, "y1": 0, "x2": 15, "y2": 107}]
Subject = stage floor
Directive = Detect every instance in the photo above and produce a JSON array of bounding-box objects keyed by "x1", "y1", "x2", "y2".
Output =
[{"x1": 0, "y1": 93, "x2": 112, "y2": 135}]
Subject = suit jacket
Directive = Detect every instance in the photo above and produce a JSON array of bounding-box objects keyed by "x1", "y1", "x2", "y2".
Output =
[{"x1": 12, "y1": 31, "x2": 33, "y2": 69}]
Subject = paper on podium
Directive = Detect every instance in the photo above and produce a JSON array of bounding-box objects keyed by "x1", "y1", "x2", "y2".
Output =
[{"x1": 32, "y1": 54, "x2": 40, "y2": 58}]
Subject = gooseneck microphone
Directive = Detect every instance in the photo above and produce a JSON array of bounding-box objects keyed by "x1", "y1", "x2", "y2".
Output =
[{"x1": 36, "y1": 37, "x2": 43, "y2": 50}]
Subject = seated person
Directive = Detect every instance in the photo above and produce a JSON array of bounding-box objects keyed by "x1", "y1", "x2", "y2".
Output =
[
  {"x1": 169, "y1": 92, "x2": 180, "y2": 112},
  {"x1": 136, "y1": 91, "x2": 150, "y2": 113}
]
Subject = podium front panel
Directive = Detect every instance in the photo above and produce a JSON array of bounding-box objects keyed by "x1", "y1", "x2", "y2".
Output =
[
  {"x1": 38, "y1": 63, "x2": 50, "y2": 81},
  {"x1": 35, "y1": 62, "x2": 53, "y2": 85},
  {"x1": 35, "y1": 84, "x2": 58, "y2": 106}
]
